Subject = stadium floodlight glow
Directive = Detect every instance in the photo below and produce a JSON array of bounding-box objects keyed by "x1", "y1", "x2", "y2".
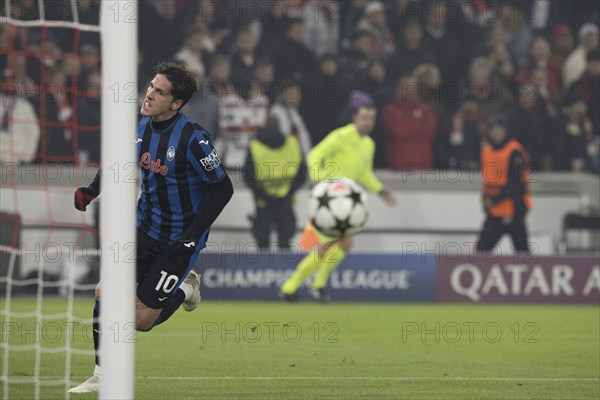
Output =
[{"x1": 100, "y1": 1, "x2": 138, "y2": 399}]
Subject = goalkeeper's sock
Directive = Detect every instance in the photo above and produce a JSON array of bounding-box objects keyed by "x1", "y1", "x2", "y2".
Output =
[
  {"x1": 312, "y1": 244, "x2": 346, "y2": 289},
  {"x1": 152, "y1": 288, "x2": 185, "y2": 327},
  {"x1": 280, "y1": 251, "x2": 321, "y2": 294},
  {"x1": 93, "y1": 299, "x2": 100, "y2": 366}
]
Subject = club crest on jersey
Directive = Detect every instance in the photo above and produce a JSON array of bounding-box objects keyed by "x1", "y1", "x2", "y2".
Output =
[
  {"x1": 200, "y1": 149, "x2": 221, "y2": 172},
  {"x1": 140, "y1": 152, "x2": 168, "y2": 175},
  {"x1": 167, "y1": 146, "x2": 175, "y2": 161}
]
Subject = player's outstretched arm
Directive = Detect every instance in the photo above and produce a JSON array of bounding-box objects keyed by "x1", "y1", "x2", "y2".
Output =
[
  {"x1": 172, "y1": 174, "x2": 234, "y2": 255},
  {"x1": 74, "y1": 169, "x2": 101, "y2": 211}
]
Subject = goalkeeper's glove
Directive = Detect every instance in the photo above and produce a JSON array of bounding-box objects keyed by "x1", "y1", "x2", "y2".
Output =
[{"x1": 74, "y1": 187, "x2": 98, "y2": 211}]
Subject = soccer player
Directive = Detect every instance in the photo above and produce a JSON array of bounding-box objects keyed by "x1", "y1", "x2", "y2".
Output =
[
  {"x1": 69, "y1": 62, "x2": 234, "y2": 393},
  {"x1": 279, "y1": 104, "x2": 396, "y2": 302}
]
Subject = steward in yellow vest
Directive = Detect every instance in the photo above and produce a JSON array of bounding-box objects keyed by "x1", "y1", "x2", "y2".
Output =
[
  {"x1": 476, "y1": 115, "x2": 532, "y2": 253},
  {"x1": 244, "y1": 120, "x2": 306, "y2": 248}
]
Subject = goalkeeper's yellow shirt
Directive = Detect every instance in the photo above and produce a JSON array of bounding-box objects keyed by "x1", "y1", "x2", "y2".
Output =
[{"x1": 307, "y1": 123, "x2": 384, "y2": 193}]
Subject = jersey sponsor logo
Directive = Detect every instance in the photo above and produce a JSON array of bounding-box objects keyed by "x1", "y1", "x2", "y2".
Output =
[
  {"x1": 140, "y1": 152, "x2": 169, "y2": 175},
  {"x1": 184, "y1": 241, "x2": 196, "y2": 248},
  {"x1": 200, "y1": 148, "x2": 221, "y2": 172},
  {"x1": 167, "y1": 146, "x2": 175, "y2": 161}
]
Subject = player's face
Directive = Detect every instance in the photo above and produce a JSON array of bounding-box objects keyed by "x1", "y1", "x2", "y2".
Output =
[
  {"x1": 352, "y1": 107, "x2": 377, "y2": 136},
  {"x1": 141, "y1": 74, "x2": 183, "y2": 122}
]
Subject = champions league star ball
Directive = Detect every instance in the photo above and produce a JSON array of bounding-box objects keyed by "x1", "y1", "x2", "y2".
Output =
[{"x1": 308, "y1": 178, "x2": 369, "y2": 238}]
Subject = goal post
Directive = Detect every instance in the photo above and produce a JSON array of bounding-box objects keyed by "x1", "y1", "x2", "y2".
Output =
[{"x1": 99, "y1": 1, "x2": 138, "y2": 399}]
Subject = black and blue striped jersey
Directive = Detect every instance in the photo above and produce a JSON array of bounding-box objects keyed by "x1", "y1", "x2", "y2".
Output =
[{"x1": 136, "y1": 113, "x2": 226, "y2": 249}]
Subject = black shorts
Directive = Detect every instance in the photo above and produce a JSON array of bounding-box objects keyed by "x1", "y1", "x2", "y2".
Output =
[{"x1": 135, "y1": 231, "x2": 195, "y2": 309}]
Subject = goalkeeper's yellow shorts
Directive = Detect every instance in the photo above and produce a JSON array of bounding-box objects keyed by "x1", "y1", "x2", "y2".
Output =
[{"x1": 298, "y1": 221, "x2": 337, "y2": 251}]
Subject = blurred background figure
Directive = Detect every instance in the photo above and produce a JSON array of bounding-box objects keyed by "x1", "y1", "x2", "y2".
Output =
[
  {"x1": 477, "y1": 115, "x2": 532, "y2": 253},
  {"x1": 244, "y1": 116, "x2": 306, "y2": 249},
  {"x1": 563, "y1": 23, "x2": 599, "y2": 89},
  {"x1": 553, "y1": 94, "x2": 595, "y2": 173},
  {"x1": 435, "y1": 96, "x2": 484, "y2": 170},
  {"x1": 0, "y1": 86, "x2": 40, "y2": 164},
  {"x1": 302, "y1": 0, "x2": 340, "y2": 58},
  {"x1": 175, "y1": 25, "x2": 209, "y2": 84},
  {"x1": 270, "y1": 83, "x2": 312, "y2": 155},
  {"x1": 506, "y1": 84, "x2": 557, "y2": 171},
  {"x1": 382, "y1": 75, "x2": 437, "y2": 171},
  {"x1": 355, "y1": 1, "x2": 395, "y2": 60}
]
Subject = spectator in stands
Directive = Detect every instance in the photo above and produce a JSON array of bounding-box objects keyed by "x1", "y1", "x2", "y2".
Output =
[
  {"x1": 272, "y1": 21, "x2": 318, "y2": 85},
  {"x1": 357, "y1": 59, "x2": 393, "y2": 168},
  {"x1": 230, "y1": 28, "x2": 260, "y2": 88},
  {"x1": 386, "y1": 20, "x2": 435, "y2": 87},
  {"x1": 500, "y1": 2, "x2": 533, "y2": 70},
  {"x1": 518, "y1": 36, "x2": 560, "y2": 101},
  {"x1": 412, "y1": 63, "x2": 446, "y2": 123},
  {"x1": 357, "y1": 60, "x2": 393, "y2": 111},
  {"x1": 214, "y1": 55, "x2": 268, "y2": 169},
  {"x1": 259, "y1": 0, "x2": 297, "y2": 50},
  {"x1": 355, "y1": 1, "x2": 395, "y2": 60},
  {"x1": 77, "y1": 70, "x2": 101, "y2": 164},
  {"x1": 139, "y1": 0, "x2": 185, "y2": 73},
  {"x1": 507, "y1": 84, "x2": 556, "y2": 171},
  {"x1": 461, "y1": 56, "x2": 514, "y2": 119},
  {"x1": 550, "y1": 24, "x2": 575, "y2": 91},
  {"x1": 382, "y1": 75, "x2": 437, "y2": 170},
  {"x1": 421, "y1": 0, "x2": 463, "y2": 85},
  {"x1": 0, "y1": 86, "x2": 40, "y2": 164},
  {"x1": 183, "y1": 67, "x2": 219, "y2": 139},
  {"x1": 480, "y1": 23, "x2": 517, "y2": 87},
  {"x1": 477, "y1": 115, "x2": 531, "y2": 253},
  {"x1": 484, "y1": 40, "x2": 516, "y2": 88},
  {"x1": 553, "y1": 94, "x2": 595, "y2": 173},
  {"x1": 567, "y1": 49, "x2": 600, "y2": 139},
  {"x1": 339, "y1": 30, "x2": 376, "y2": 84},
  {"x1": 270, "y1": 83, "x2": 312, "y2": 156},
  {"x1": 5, "y1": 54, "x2": 36, "y2": 102},
  {"x1": 563, "y1": 23, "x2": 600, "y2": 89},
  {"x1": 174, "y1": 26, "x2": 208, "y2": 83},
  {"x1": 252, "y1": 58, "x2": 276, "y2": 104},
  {"x1": 244, "y1": 116, "x2": 306, "y2": 249},
  {"x1": 434, "y1": 96, "x2": 484, "y2": 170},
  {"x1": 44, "y1": 66, "x2": 74, "y2": 162},
  {"x1": 387, "y1": 0, "x2": 419, "y2": 44},
  {"x1": 301, "y1": 54, "x2": 349, "y2": 146},
  {"x1": 340, "y1": 0, "x2": 368, "y2": 44},
  {"x1": 77, "y1": 43, "x2": 100, "y2": 90},
  {"x1": 302, "y1": 0, "x2": 340, "y2": 58}
]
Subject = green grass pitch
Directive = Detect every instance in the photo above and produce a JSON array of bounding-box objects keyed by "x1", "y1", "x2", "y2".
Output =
[{"x1": 1, "y1": 298, "x2": 599, "y2": 400}]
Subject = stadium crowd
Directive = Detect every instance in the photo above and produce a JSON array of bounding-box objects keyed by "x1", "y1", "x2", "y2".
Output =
[{"x1": 1, "y1": 0, "x2": 599, "y2": 174}]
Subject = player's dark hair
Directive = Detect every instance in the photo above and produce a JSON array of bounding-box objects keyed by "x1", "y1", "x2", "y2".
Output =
[{"x1": 153, "y1": 62, "x2": 197, "y2": 108}]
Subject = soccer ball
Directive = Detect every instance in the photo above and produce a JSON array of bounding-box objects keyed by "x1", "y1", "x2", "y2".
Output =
[{"x1": 308, "y1": 178, "x2": 369, "y2": 238}]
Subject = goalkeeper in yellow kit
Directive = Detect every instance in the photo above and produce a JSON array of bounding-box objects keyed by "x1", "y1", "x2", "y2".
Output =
[{"x1": 279, "y1": 104, "x2": 396, "y2": 302}]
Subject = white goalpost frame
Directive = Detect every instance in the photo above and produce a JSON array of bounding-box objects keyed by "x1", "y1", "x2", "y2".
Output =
[{"x1": 100, "y1": 1, "x2": 138, "y2": 399}]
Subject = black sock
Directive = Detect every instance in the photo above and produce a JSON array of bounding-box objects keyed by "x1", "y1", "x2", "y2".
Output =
[
  {"x1": 93, "y1": 299, "x2": 100, "y2": 366},
  {"x1": 152, "y1": 289, "x2": 185, "y2": 327}
]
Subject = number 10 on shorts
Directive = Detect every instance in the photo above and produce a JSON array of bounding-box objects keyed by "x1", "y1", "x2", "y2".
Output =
[{"x1": 155, "y1": 271, "x2": 179, "y2": 293}]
